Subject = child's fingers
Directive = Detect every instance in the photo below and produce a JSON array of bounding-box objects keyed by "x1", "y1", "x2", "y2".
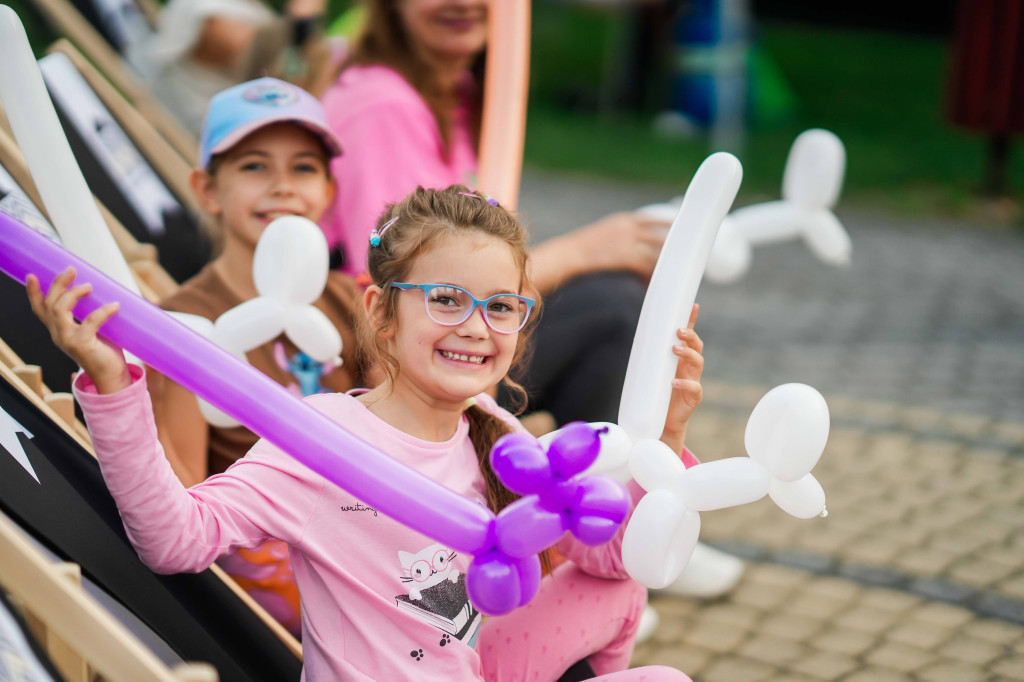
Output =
[
  {"x1": 676, "y1": 326, "x2": 704, "y2": 354},
  {"x1": 79, "y1": 301, "x2": 120, "y2": 338},
  {"x1": 44, "y1": 267, "x2": 76, "y2": 308},
  {"x1": 686, "y1": 303, "x2": 700, "y2": 330},
  {"x1": 672, "y1": 344, "x2": 704, "y2": 380},
  {"x1": 26, "y1": 274, "x2": 44, "y2": 316},
  {"x1": 53, "y1": 282, "x2": 93, "y2": 318},
  {"x1": 669, "y1": 378, "x2": 703, "y2": 406}
]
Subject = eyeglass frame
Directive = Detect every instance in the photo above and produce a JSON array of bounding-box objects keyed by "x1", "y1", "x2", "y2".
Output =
[{"x1": 389, "y1": 282, "x2": 536, "y2": 334}]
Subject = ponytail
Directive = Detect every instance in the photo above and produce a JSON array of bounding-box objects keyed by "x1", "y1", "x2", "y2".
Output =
[{"x1": 465, "y1": 404, "x2": 555, "y2": 576}]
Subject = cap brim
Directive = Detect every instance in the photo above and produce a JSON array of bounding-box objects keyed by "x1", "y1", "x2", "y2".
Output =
[{"x1": 207, "y1": 114, "x2": 344, "y2": 165}]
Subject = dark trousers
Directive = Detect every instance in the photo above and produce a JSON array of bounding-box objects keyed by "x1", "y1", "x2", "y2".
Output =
[{"x1": 499, "y1": 272, "x2": 646, "y2": 425}]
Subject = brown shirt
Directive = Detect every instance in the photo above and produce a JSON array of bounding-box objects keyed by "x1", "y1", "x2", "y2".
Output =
[{"x1": 159, "y1": 263, "x2": 365, "y2": 475}]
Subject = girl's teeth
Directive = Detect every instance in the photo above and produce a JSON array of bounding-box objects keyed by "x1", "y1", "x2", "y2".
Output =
[{"x1": 442, "y1": 351, "x2": 484, "y2": 364}]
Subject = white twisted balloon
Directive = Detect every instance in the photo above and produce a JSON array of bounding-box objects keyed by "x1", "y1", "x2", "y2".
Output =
[
  {"x1": 618, "y1": 152, "x2": 742, "y2": 442},
  {"x1": 197, "y1": 216, "x2": 343, "y2": 427}
]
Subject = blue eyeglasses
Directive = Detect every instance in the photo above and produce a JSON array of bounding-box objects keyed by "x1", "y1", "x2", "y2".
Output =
[{"x1": 390, "y1": 283, "x2": 535, "y2": 334}]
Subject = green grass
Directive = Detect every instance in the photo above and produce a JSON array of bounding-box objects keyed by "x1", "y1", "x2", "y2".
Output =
[{"x1": 524, "y1": 10, "x2": 1024, "y2": 220}]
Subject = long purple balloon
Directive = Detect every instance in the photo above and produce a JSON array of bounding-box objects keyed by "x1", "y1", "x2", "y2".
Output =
[{"x1": 0, "y1": 213, "x2": 494, "y2": 556}]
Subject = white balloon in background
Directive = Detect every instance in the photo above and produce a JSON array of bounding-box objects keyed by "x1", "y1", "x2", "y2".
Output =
[
  {"x1": 618, "y1": 152, "x2": 743, "y2": 442},
  {"x1": 700, "y1": 128, "x2": 850, "y2": 284}
]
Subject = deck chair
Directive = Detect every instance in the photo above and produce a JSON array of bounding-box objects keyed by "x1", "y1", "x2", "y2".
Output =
[
  {"x1": 0, "y1": 347, "x2": 303, "y2": 682},
  {"x1": 36, "y1": 50, "x2": 212, "y2": 283},
  {"x1": 27, "y1": 0, "x2": 199, "y2": 165},
  {"x1": 0, "y1": 510, "x2": 219, "y2": 681},
  {"x1": 46, "y1": 39, "x2": 199, "y2": 219}
]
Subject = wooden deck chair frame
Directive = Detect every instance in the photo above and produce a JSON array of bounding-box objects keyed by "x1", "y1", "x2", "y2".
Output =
[
  {"x1": 45, "y1": 38, "x2": 203, "y2": 221},
  {"x1": 0, "y1": 122, "x2": 179, "y2": 301},
  {"x1": 0, "y1": 347, "x2": 304, "y2": 663},
  {"x1": 0, "y1": 508, "x2": 219, "y2": 682},
  {"x1": 26, "y1": 0, "x2": 199, "y2": 166}
]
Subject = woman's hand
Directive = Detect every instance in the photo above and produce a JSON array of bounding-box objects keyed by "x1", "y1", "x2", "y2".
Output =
[
  {"x1": 528, "y1": 212, "x2": 669, "y2": 293},
  {"x1": 660, "y1": 304, "x2": 704, "y2": 456},
  {"x1": 26, "y1": 267, "x2": 130, "y2": 394}
]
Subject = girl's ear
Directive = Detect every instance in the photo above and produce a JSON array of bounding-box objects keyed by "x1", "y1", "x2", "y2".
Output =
[
  {"x1": 363, "y1": 285, "x2": 396, "y2": 340},
  {"x1": 325, "y1": 175, "x2": 338, "y2": 207},
  {"x1": 190, "y1": 167, "x2": 222, "y2": 217}
]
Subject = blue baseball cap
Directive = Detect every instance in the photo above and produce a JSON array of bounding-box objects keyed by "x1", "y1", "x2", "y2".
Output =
[{"x1": 198, "y1": 77, "x2": 343, "y2": 168}]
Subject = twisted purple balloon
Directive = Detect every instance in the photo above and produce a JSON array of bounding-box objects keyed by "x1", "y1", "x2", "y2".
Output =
[{"x1": 465, "y1": 423, "x2": 630, "y2": 614}]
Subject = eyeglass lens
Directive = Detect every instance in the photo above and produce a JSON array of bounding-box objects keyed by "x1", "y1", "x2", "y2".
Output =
[{"x1": 424, "y1": 286, "x2": 529, "y2": 333}]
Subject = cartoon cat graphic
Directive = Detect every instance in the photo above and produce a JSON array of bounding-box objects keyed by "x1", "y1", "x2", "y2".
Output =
[{"x1": 398, "y1": 543, "x2": 459, "y2": 600}]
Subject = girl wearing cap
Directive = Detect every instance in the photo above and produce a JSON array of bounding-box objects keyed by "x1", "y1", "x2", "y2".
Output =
[{"x1": 150, "y1": 77, "x2": 366, "y2": 637}]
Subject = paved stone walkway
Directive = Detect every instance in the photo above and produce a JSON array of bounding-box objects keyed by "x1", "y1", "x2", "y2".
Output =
[{"x1": 518, "y1": 169, "x2": 1024, "y2": 681}]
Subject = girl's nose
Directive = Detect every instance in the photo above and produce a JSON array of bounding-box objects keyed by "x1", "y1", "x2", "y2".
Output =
[
  {"x1": 269, "y1": 173, "x2": 296, "y2": 195},
  {"x1": 456, "y1": 305, "x2": 490, "y2": 338}
]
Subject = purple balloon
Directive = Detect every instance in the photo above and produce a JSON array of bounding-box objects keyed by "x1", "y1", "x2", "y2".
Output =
[
  {"x1": 566, "y1": 476, "x2": 630, "y2": 545},
  {"x1": 493, "y1": 496, "x2": 565, "y2": 558},
  {"x1": 466, "y1": 550, "x2": 540, "y2": 615},
  {"x1": 546, "y1": 421, "x2": 605, "y2": 477},
  {"x1": 490, "y1": 433, "x2": 552, "y2": 495}
]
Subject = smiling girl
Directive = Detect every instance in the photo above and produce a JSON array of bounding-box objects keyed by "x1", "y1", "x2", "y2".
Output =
[{"x1": 27, "y1": 185, "x2": 699, "y2": 680}]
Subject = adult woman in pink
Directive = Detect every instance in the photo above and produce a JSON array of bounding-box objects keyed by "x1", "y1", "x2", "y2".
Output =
[{"x1": 320, "y1": 0, "x2": 667, "y2": 429}]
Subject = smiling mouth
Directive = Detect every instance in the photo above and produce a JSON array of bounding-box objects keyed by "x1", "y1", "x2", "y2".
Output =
[
  {"x1": 256, "y1": 210, "x2": 301, "y2": 222},
  {"x1": 438, "y1": 350, "x2": 488, "y2": 365}
]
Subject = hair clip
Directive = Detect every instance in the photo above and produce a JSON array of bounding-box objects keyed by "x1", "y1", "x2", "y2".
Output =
[
  {"x1": 458, "y1": 191, "x2": 498, "y2": 206},
  {"x1": 369, "y1": 215, "x2": 400, "y2": 247}
]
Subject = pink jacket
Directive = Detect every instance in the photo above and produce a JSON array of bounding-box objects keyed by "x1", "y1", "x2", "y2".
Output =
[{"x1": 320, "y1": 65, "x2": 478, "y2": 276}]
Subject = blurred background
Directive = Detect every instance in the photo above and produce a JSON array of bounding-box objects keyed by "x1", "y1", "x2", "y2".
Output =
[{"x1": 8, "y1": 0, "x2": 1021, "y2": 222}]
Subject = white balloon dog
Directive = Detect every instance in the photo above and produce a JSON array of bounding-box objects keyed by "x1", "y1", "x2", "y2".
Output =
[
  {"x1": 197, "y1": 216, "x2": 343, "y2": 427},
  {"x1": 639, "y1": 129, "x2": 850, "y2": 284}
]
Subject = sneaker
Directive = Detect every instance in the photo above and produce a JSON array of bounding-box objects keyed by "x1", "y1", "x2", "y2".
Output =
[
  {"x1": 658, "y1": 542, "x2": 745, "y2": 599},
  {"x1": 635, "y1": 604, "x2": 660, "y2": 644}
]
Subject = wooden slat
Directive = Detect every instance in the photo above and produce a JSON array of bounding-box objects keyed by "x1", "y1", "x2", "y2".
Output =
[{"x1": 0, "y1": 512, "x2": 219, "y2": 682}]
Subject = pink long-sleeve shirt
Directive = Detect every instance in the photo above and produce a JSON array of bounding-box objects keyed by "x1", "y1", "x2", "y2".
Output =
[
  {"x1": 74, "y1": 367, "x2": 641, "y2": 681},
  {"x1": 320, "y1": 64, "x2": 478, "y2": 276}
]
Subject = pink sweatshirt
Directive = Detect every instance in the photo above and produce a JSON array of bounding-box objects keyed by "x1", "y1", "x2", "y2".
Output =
[
  {"x1": 320, "y1": 65, "x2": 478, "y2": 276},
  {"x1": 74, "y1": 367, "x2": 641, "y2": 681}
]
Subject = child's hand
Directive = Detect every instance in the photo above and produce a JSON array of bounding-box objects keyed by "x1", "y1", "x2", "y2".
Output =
[
  {"x1": 27, "y1": 267, "x2": 130, "y2": 394},
  {"x1": 660, "y1": 304, "x2": 703, "y2": 456}
]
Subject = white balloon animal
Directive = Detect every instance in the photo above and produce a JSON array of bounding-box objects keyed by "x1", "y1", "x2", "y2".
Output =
[
  {"x1": 638, "y1": 129, "x2": 850, "y2": 284},
  {"x1": 197, "y1": 216, "x2": 343, "y2": 427},
  {"x1": 622, "y1": 383, "x2": 829, "y2": 589}
]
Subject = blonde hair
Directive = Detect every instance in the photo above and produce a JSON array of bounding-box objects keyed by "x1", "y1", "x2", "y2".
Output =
[{"x1": 360, "y1": 186, "x2": 553, "y2": 572}]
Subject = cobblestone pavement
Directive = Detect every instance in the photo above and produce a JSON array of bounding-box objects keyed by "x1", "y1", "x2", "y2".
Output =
[{"x1": 518, "y1": 169, "x2": 1024, "y2": 680}]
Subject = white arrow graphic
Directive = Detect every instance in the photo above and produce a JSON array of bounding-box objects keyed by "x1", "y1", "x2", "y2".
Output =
[{"x1": 0, "y1": 406, "x2": 38, "y2": 483}]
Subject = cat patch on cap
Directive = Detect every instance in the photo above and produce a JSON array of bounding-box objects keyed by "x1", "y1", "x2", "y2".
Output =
[{"x1": 242, "y1": 81, "x2": 298, "y2": 108}]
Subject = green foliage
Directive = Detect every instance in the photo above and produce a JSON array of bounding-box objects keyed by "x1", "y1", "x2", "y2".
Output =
[{"x1": 525, "y1": 11, "x2": 1024, "y2": 217}]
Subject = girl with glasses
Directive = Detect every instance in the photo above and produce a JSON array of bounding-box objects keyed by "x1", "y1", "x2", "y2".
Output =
[{"x1": 26, "y1": 185, "x2": 701, "y2": 681}]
